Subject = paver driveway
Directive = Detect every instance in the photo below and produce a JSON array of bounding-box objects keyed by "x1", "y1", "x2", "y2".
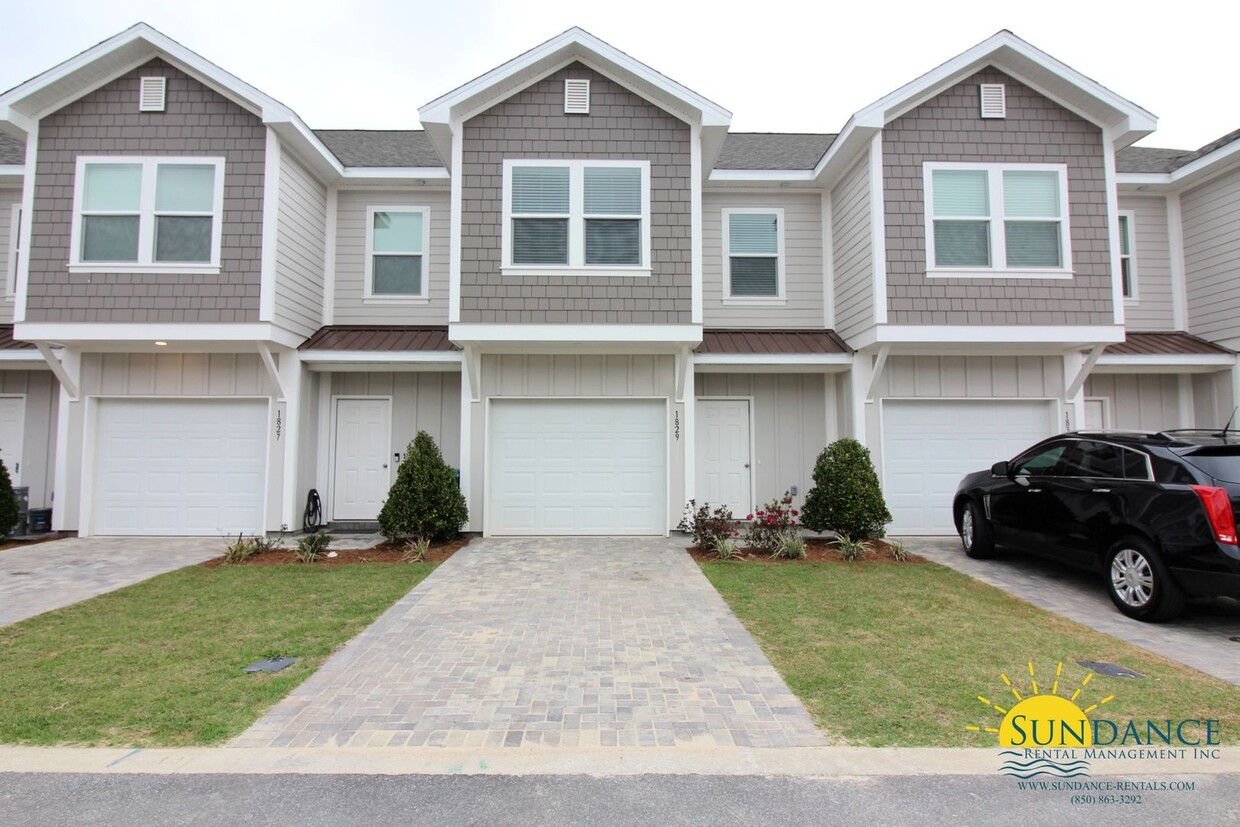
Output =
[{"x1": 233, "y1": 537, "x2": 825, "y2": 749}]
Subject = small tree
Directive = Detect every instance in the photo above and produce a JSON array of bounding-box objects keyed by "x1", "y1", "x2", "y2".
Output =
[
  {"x1": 800, "y1": 438, "x2": 891, "y2": 539},
  {"x1": 0, "y1": 459, "x2": 19, "y2": 536},
  {"x1": 377, "y1": 431, "x2": 468, "y2": 543}
]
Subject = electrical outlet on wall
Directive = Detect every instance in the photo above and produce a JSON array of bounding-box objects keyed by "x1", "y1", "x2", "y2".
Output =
[{"x1": 790, "y1": 485, "x2": 798, "y2": 497}]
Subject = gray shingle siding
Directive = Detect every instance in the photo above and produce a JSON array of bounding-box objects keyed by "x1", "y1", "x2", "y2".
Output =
[
  {"x1": 0, "y1": 133, "x2": 23, "y2": 165},
  {"x1": 883, "y1": 67, "x2": 1113, "y2": 326},
  {"x1": 27, "y1": 58, "x2": 265, "y2": 323},
  {"x1": 459, "y1": 63, "x2": 691, "y2": 324}
]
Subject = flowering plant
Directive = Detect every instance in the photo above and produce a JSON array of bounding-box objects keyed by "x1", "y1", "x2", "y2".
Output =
[
  {"x1": 744, "y1": 492, "x2": 799, "y2": 552},
  {"x1": 677, "y1": 500, "x2": 740, "y2": 549}
]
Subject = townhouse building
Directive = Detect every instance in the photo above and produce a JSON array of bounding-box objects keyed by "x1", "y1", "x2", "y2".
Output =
[{"x1": 0, "y1": 24, "x2": 1236, "y2": 537}]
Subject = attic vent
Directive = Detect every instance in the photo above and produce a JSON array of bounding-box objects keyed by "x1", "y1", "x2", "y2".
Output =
[
  {"x1": 139, "y1": 76, "x2": 166, "y2": 112},
  {"x1": 564, "y1": 79, "x2": 590, "y2": 114},
  {"x1": 979, "y1": 83, "x2": 1006, "y2": 119}
]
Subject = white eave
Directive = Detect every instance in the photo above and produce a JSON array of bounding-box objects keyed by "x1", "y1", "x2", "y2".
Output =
[
  {"x1": 1117, "y1": 136, "x2": 1240, "y2": 194},
  {"x1": 0, "y1": 22, "x2": 345, "y2": 183},
  {"x1": 0, "y1": 165, "x2": 23, "y2": 183},
  {"x1": 1093, "y1": 353, "x2": 1236, "y2": 373},
  {"x1": 811, "y1": 30, "x2": 1158, "y2": 189},
  {"x1": 418, "y1": 27, "x2": 732, "y2": 181}
]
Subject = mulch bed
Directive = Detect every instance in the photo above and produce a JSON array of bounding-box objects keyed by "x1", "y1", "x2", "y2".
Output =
[
  {"x1": 0, "y1": 534, "x2": 64, "y2": 553},
  {"x1": 687, "y1": 537, "x2": 928, "y2": 564},
  {"x1": 201, "y1": 535, "x2": 472, "y2": 567}
]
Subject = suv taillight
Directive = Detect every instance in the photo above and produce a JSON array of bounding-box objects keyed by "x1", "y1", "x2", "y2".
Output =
[{"x1": 1191, "y1": 485, "x2": 1239, "y2": 545}]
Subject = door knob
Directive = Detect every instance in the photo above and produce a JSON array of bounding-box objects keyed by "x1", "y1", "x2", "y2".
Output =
[
  {"x1": 743, "y1": 463, "x2": 750, "y2": 469},
  {"x1": 382, "y1": 464, "x2": 389, "y2": 469}
]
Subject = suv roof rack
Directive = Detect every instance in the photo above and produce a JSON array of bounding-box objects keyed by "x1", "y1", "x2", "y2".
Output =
[{"x1": 1156, "y1": 428, "x2": 1240, "y2": 444}]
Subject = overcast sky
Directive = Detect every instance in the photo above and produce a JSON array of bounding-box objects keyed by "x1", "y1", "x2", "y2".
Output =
[{"x1": 2, "y1": 0, "x2": 1231, "y2": 151}]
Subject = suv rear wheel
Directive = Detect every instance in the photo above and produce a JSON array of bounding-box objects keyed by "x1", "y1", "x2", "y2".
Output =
[
  {"x1": 1105, "y1": 537, "x2": 1186, "y2": 622},
  {"x1": 959, "y1": 500, "x2": 995, "y2": 559}
]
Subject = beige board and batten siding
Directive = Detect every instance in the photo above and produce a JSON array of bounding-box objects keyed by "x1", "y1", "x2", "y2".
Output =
[
  {"x1": 27, "y1": 58, "x2": 265, "y2": 323},
  {"x1": 0, "y1": 371, "x2": 58, "y2": 510},
  {"x1": 333, "y1": 189, "x2": 450, "y2": 325},
  {"x1": 1182, "y1": 165, "x2": 1240, "y2": 344},
  {"x1": 1118, "y1": 195, "x2": 1173, "y2": 331},
  {"x1": 1192, "y1": 371, "x2": 1234, "y2": 430},
  {"x1": 0, "y1": 187, "x2": 20, "y2": 323},
  {"x1": 328, "y1": 371, "x2": 461, "y2": 463},
  {"x1": 702, "y1": 192, "x2": 823, "y2": 327},
  {"x1": 695, "y1": 372, "x2": 829, "y2": 512},
  {"x1": 883, "y1": 68, "x2": 1113, "y2": 325},
  {"x1": 274, "y1": 148, "x2": 327, "y2": 337},
  {"x1": 57, "y1": 353, "x2": 282, "y2": 533},
  {"x1": 467, "y1": 354, "x2": 682, "y2": 532},
  {"x1": 830, "y1": 152, "x2": 874, "y2": 340},
  {"x1": 459, "y1": 64, "x2": 691, "y2": 324},
  {"x1": 1083, "y1": 374, "x2": 1184, "y2": 430}
]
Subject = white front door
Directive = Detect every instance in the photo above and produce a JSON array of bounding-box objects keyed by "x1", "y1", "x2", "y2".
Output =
[
  {"x1": 0, "y1": 396, "x2": 24, "y2": 485},
  {"x1": 333, "y1": 398, "x2": 391, "y2": 520},
  {"x1": 696, "y1": 399, "x2": 752, "y2": 516}
]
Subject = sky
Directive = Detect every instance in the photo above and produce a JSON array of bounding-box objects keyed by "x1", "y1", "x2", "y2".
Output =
[{"x1": 1, "y1": 0, "x2": 1232, "y2": 151}]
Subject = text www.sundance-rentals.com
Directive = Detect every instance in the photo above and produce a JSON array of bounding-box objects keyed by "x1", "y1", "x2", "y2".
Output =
[{"x1": 1015, "y1": 780, "x2": 1196, "y2": 792}]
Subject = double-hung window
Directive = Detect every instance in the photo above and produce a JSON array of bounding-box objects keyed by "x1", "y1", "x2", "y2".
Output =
[
  {"x1": 365, "y1": 207, "x2": 429, "y2": 301},
  {"x1": 71, "y1": 157, "x2": 225, "y2": 272},
  {"x1": 723, "y1": 208, "x2": 784, "y2": 300},
  {"x1": 6, "y1": 205, "x2": 20, "y2": 296},
  {"x1": 924, "y1": 163, "x2": 1071, "y2": 278},
  {"x1": 503, "y1": 160, "x2": 650, "y2": 276},
  {"x1": 1118, "y1": 211, "x2": 1136, "y2": 299}
]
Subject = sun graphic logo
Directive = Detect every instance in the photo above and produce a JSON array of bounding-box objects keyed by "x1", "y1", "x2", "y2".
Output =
[{"x1": 967, "y1": 660, "x2": 1115, "y2": 779}]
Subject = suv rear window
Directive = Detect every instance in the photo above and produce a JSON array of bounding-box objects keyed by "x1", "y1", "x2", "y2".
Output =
[{"x1": 1181, "y1": 447, "x2": 1240, "y2": 483}]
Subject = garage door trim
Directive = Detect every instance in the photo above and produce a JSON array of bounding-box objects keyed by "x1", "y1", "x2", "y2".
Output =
[
  {"x1": 483, "y1": 396, "x2": 671, "y2": 537},
  {"x1": 83, "y1": 395, "x2": 273, "y2": 537}
]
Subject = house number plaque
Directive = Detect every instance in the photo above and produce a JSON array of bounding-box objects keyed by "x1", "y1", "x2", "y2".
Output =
[
  {"x1": 276, "y1": 410, "x2": 283, "y2": 441},
  {"x1": 674, "y1": 410, "x2": 680, "y2": 441}
]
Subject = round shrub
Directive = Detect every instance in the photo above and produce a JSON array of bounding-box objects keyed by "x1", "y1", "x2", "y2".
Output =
[
  {"x1": 378, "y1": 431, "x2": 468, "y2": 543},
  {"x1": 0, "y1": 459, "x2": 18, "y2": 536},
  {"x1": 800, "y1": 438, "x2": 892, "y2": 539}
]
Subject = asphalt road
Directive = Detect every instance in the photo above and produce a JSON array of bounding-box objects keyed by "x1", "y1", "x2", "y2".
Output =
[{"x1": 2, "y1": 772, "x2": 1238, "y2": 826}]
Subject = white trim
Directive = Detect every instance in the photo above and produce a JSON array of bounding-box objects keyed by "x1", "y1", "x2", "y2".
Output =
[
  {"x1": 322, "y1": 186, "x2": 337, "y2": 325},
  {"x1": 1094, "y1": 353, "x2": 1236, "y2": 369},
  {"x1": 316, "y1": 378, "x2": 331, "y2": 521},
  {"x1": 860, "y1": 324, "x2": 1126, "y2": 345},
  {"x1": 1167, "y1": 192, "x2": 1188, "y2": 331},
  {"x1": 869, "y1": 134, "x2": 888, "y2": 324},
  {"x1": 922, "y1": 161, "x2": 1073, "y2": 278},
  {"x1": 1177, "y1": 374, "x2": 1194, "y2": 428},
  {"x1": 821, "y1": 190, "x2": 835, "y2": 330},
  {"x1": 363, "y1": 205, "x2": 430, "y2": 302},
  {"x1": 709, "y1": 170, "x2": 817, "y2": 184},
  {"x1": 35, "y1": 343, "x2": 78, "y2": 399},
  {"x1": 259, "y1": 129, "x2": 280, "y2": 321},
  {"x1": 50, "y1": 348, "x2": 77, "y2": 531},
  {"x1": 15, "y1": 322, "x2": 304, "y2": 348},
  {"x1": 299, "y1": 350, "x2": 462, "y2": 365},
  {"x1": 0, "y1": 352, "x2": 45, "y2": 367},
  {"x1": 279, "y1": 348, "x2": 302, "y2": 529},
  {"x1": 6, "y1": 203, "x2": 20, "y2": 296},
  {"x1": 13, "y1": 125, "x2": 34, "y2": 323},
  {"x1": 721, "y1": 207, "x2": 785, "y2": 301},
  {"x1": 690, "y1": 123, "x2": 703, "y2": 324},
  {"x1": 340, "y1": 167, "x2": 450, "y2": 181},
  {"x1": 68, "y1": 155, "x2": 226, "y2": 274},
  {"x1": 1102, "y1": 131, "x2": 1124, "y2": 326},
  {"x1": 449, "y1": 323, "x2": 702, "y2": 345},
  {"x1": 449, "y1": 116, "x2": 463, "y2": 324},
  {"x1": 256, "y1": 342, "x2": 285, "y2": 400},
  {"x1": 0, "y1": 166, "x2": 24, "y2": 179},
  {"x1": 500, "y1": 159, "x2": 651, "y2": 277},
  {"x1": 693, "y1": 352, "x2": 852, "y2": 368},
  {"x1": 1117, "y1": 208, "x2": 1137, "y2": 301},
  {"x1": 459, "y1": 357, "x2": 473, "y2": 531},
  {"x1": 328, "y1": 394, "x2": 394, "y2": 521}
]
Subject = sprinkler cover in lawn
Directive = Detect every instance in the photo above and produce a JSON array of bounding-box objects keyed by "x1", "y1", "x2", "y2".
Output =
[
  {"x1": 243, "y1": 657, "x2": 298, "y2": 673},
  {"x1": 1075, "y1": 659, "x2": 1145, "y2": 679}
]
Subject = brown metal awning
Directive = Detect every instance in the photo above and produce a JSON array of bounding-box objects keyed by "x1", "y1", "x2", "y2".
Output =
[
  {"x1": 299, "y1": 326, "x2": 458, "y2": 352},
  {"x1": 1103, "y1": 331, "x2": 1232, "y2": 356},
  {"x1": 0, "y1": 325, "x2": 36, "y2": 351},
  {"x1": 696, "y1": 329, "x2": 851, "y2": 355}
]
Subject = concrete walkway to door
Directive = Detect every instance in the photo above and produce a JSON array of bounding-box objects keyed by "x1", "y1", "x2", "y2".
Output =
[
  {"x1": 0, "y1": 537, "x2": 222, "y2": 627},
  {"x1": 233, "y1": 537, "x2": 826, "y2": 749}
]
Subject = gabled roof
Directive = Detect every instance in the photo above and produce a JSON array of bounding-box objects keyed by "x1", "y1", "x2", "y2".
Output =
[
  {"x1": 315, "y1": 130, "x2": 444, "y2": 168},
  {"x1": 0, "y1": 23, "x2": 344, "y2": 181},
  {"x1": 715, "y1": 133, "x2": 835, "y2": 171},
  {"x1": 418, "y1": 27, "x2": 732, "y2": 178}
]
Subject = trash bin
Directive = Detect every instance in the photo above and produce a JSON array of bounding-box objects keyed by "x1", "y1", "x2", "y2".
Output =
[
  {"x1": 28, "y1": 508, "x2": 51, "y2": 534},
  {"x1": 10, "y1": 486, "x2": 28, "y2": 536}
]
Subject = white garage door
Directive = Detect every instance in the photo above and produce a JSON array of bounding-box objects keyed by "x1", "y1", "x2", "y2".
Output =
[
  {"x1": 489, "y1": 399, "x2": 666, "y2": 535},
  {"x1": 882, "y1": 400, "x2": 1055, "y2": 535},
  {"x1": 92, "y1": 399, "x2": 268, "y2": 535}
]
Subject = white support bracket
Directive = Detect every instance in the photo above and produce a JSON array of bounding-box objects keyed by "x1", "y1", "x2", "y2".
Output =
[
  {"x1": 256, "y1": 342, "x2": 286, "y2": 401},
  {"x1": 36, "y1": 344, "x2": 78, "y2": 400},
  {"x1": 1066, "y1": 344, "x2": 1106, "y2": 401},
  {"x1": 463, "y1": 345, "x2": 481, "y2": 403},
  {"x1": 675, "y1": 346, "x2": 692, "y2": 403},
  {"x1": 864, "y1": 344, "x2": 891, "y2": 403}
]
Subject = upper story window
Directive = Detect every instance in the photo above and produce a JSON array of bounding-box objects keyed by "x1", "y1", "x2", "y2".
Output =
[
  {"x1": 6, "y1": 205, "x2": 20, "y2": 296},
  {"x1": 365, "y1": 207, "x2": 429, "y2": 302},
  {"x1": 502, "y1": 159, "x2": 650, "y2": 277},
  {"x1": 70, "y1": 157, "x2": 225, "y2": 274},
  {"x1": 924, "y1": 162, "x2": 1071, "y2": 279},
  {"x1": 723, "y1": 208, "x2": 784, "y2": 301},
  {"x1": 1118, "y1": 211, "x2": 1136, "y2": 299}
]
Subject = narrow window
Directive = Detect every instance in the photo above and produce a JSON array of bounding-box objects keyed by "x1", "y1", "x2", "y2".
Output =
[
  {"x1": 726, "y1": 211, "x2": 782, "y2": 297},
  {"x1": 369, "y1": 209, "x2": 427, "y2": 297},
  {"x1": 1118, "y1": 213, "x2": 1135, "y2": 298}
]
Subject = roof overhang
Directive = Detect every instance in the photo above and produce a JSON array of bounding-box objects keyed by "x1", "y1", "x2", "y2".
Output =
[
  {"x1": 14, "y1": 322, "x2": 304, "y2": 351},
  {"x1": 694, "y1": 352, "x2": 852, "y2": 373},
  {"x1": 813, "y1": 31, "x2": 1158, "y2": 188},
  {"x1": 300, "y1": 351, "x2": 463, "y2": 372},
  {"x1": 1093, "y1": 353, "x2": 1236, "y2": 374},
  {"x1": 849, "y1": 324, "x2": 1127, "y2": 354},
  {"x1": 418, "y1": 27, "x2": 732, "y2": 180},
  {"x1": 1117, "y1": 138, "x2": 1240, "y2": 194},
  {"x1": 0, "y1": 23, "x2": 345, "y2": 183},
  {"x1": 449, "y1": 323, "x2": 702, "y2": 353}
]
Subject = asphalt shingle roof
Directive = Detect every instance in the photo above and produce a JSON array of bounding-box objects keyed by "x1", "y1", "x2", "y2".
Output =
[
  {"x1": 314, "y1": 130, "x2": 444, "y2": 168},
  {"x1": 0, "y1": 133, "x2": 23, "y2": 165},
  {"x1": 714, "y1": 133, "x2": 835, "y2": 170},
  {"x1": 1117, "y1": 128, "x2": 1240, "y2": 174}
]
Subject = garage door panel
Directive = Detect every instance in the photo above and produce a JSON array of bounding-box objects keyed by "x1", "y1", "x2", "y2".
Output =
[
  {"x1": 93, "y1": 399, "x2": 267, "y2": 536},
  {"x1": 884, "y1": 400, "x2": 1053, "y2": 535},
  {"x1": 489, "y1": 399, "x2": 666, "y2": 535}
]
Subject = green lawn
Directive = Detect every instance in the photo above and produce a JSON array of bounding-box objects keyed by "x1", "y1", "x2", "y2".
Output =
[
  {"x1": 0, "y1": 564, "x2": 434, "y2": 746},
  {"x1": 702, "y1": 560, "x2": 1240, "y2": 747}
]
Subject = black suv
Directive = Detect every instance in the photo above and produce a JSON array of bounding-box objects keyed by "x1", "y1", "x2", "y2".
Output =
[{"x1": 953, "y1": 430, "x2": 1240, "y2": 622}]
